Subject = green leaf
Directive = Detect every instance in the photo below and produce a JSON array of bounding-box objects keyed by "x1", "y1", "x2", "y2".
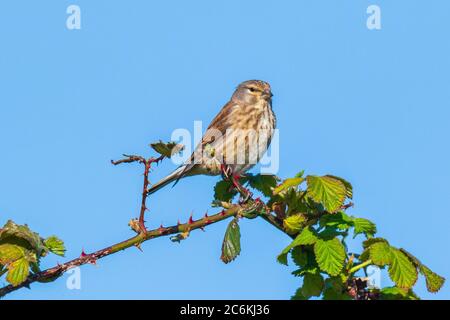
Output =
[
  {"x1": 0, "y1": 244, "x2": 25, "y2": 264},
  {"x1": 295, "y1": 170, "x2": 305, "y2": 178},
  {"x1": 273, "y1": 177, "x2": 304, "y2": 195},
  {"x1": 246, "y1": 174, "x2": 278, "y2": 197},
  {"x1": 388, "y1": 248, "x2": 418, "y2": 289},
  {"x1": 369, "y1": 242, "x2": 392, "y2": 266},
  {"x1": 314, "y1": 238, "x2": 346, "y2": 276},
  {"x1": 318, "y1": 227, "x2": 346, "y2": 240},
  {"x1": 44, "y1": 236, "x2": 66, "y2": 257},
  {"x1": 149, "y1": 141, "x2": 184, "y2": 158},
  {"x1": 6, "y1": 257, "x2": 30, "y2": 287},
  {"x1": 294, "y1": 227, "x2": 319, "y2": 246},
  {"x1": 292, "y1": 265, "x2": 320, "y2": 277},
  {"x1": 277, "y1": 228, "x2": 318, "y2": 265},
  {"x1": 283, "y1": 214, "x2": 306, "y2": 234},
  {"x1": 322, "y1": 277, "x2": 351, "y2": 300},
  {"x1": 291, "y1": 246, "x2": 308, "y2": 267},
  {"x1": 363, "y1": 237, "x2": 389, "y2": 250},
  {"x1": 380, "y1": 287, "x2": 419, "y2": 300},
  {"x1": 353, "y1": 218, "x2": 377, "y2": 238},
  {"x1": 325, "y1": 175, "x2": 353, "y2": 199},
  {"x1": 301, "y1": 273, "x2": 324, "y2": 298},
  {"x1": 276, "y1": 249, "x2": 289, "y2": 266},
  {"x1": 399, "y1": 249, "x2": 445, "y2": 293},
  {"x1": 0, "y1": 220, "x2": 46, "y2": 256},
  {"x1": 306, "y1": 175, "x2": 346, "y2": 212},
  {"x1": 419, "y1": 265, "x2": 445, "y2": 293},
  {"x1": 319, "y1": 211, "x2": 353, "y2": 231},
  {"x1": 214, "y1": 180, "x2": 237, "y2": 202},
  {"x1": 291, "y1": 287, "x2": 308, "y2": 300},
  {"x1": 220, "y1": 218, "x2": 241, "y2": 264}
]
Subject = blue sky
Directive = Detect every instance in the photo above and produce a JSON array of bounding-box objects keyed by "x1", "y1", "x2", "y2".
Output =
[{"x1": 0, "y1": 0, "x2": 449, "y2": 299}]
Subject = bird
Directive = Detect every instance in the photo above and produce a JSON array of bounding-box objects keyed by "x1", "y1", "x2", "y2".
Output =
[{"x1": 148, "y1": 80, "x2": 276, "y2": 196}]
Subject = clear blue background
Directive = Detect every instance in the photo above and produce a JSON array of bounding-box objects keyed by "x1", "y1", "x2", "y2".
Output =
[{"x1": 1, "y1": 0, "x2": 448, "y2": 299}]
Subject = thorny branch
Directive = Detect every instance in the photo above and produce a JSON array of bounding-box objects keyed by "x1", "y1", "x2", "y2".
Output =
[
  {"x1": 0, "y1": 153, "x2": 302, "y2": 298},
  {"x1": 111, "y1": 154, "x2": 164, "y2": 233}
]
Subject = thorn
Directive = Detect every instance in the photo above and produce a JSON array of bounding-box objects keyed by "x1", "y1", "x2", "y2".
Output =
[
  {"x1": 81, "y1": 249, "x2": 87, "y2": 257},
  {"x1": 135, "y1": 243, "x2": 143, "y2": 252},
  {"x1": 199, "y1": 226, "x2": 205, "y2": 232},
  {"x1": 188, "y1": 214, "x2": 194, "y2": 224},
  {"x1": 177, "y1": 219, "x2": 181, "y2": 225},
  {"x1": 204, "y1": 212, "x2": 209, "y2": 218},
  {"x1": 220, "y1": 210, "x2": 226, "y2": 216},
  {"x1": 158, "y1": 224, "x2": 164, "y2": 234}
]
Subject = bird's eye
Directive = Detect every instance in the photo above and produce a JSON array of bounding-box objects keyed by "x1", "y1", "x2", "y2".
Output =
[{"x1": 248, "y1": 87, "x2": 256, "y2": 92}]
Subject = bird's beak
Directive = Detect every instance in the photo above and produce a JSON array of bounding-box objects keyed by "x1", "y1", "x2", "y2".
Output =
[{"x1": 263, "y1": 90, "x2": 273, "y2": 99}]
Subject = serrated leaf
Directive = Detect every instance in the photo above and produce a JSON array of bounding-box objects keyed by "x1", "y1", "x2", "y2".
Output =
[
  {"x1": 399, "y1": 249, "x2": 445, "y2": 293},
  {"x1": 246, "y1": 174, "x2": 278, "y2": 197},
  {"x1": 320, "y1": 211, "x2": 353, "y2": 231},
  {"x1": 322, "y1": 277, "x2": 351, "y2": 300},
  {"x1": 388, "y1": 248, "x2": 418, "y2": 289},
  {"x1": 220, "y1": 218, "x2": 241, "y2": 264},
  {"x1": 292, "y1": 265, "x2": 319, "y2": 277},
  {"x1": 380, "y1": 287, "x2": 420, "y2": 300},
  {"x1": 283, "y1": 214, "x2": 306, "y2": 234},
  {"x1": 301, "y1": 273, "x2": 324, "y2": 298},
  {"x1": 419, "y1": 265, "x2": 445, "y2": 293},
  {"x1": 149, "y1": 141, "x2": 184, "y2": 158},
  {"x1": 0, "y1": 220, "x2": 46, "y2": 256},
  {"x1": 277, "y1": 228, "x2": 318, "y2": 265},
  {"x1": 44, "y1": 236, "x2": 66, "y2": 257},
  {"x1": 291, "y1": 287, "x2": 308, "y2": 300},
  {"x1": 306, "y1": 176, "x2": 346, "y2": 212},
  {"x1": 325, "y1": 175, "x2": 353, "y2": 199},
  {"x1": 294, "y1": 227, "x2": 319, "y2": 246},
  {"x1": 273, "y1": 177, "x2": 304, "y2": 195},
  {"x1": 0, "y1": 243, "x2": 25, "y2": 265},
  {"x1": 369, "y1": 242, "x2": 392, "y2": 266},
  {"x1": 6, "y1": 257, "x2": 30, "y2": 287},
  {"x1": 318, "y1": 227, "x2": 346, "y2": 240},
  {"x1": 359, "y1": 249, "x2": 370, "y2": 262},
  {"x1": 363, "y1": 237, "x2": 389, "y2": 250},
  {"x1": 353, "y1": 218, "x2": 377, "y2": 238},
  {"x1": 314, "y1": 238, "x2": 346, "y2": 276},
  {"x1": 214, "y1": 180, "x2": 237, "y2": 202},
  {"x1": 276, "y1": 250, "x2": 289, "y2": 266},
  {"x1": 291, "y1": 246, "x2": 308, "y2": 267}
]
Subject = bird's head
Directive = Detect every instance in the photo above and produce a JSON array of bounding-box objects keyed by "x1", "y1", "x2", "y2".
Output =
[{"x1": 232, "y1": 80, "x2": 273, "y2": 105}]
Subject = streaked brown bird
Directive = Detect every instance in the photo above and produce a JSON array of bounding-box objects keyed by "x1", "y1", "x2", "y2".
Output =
[{"x1": 148, "y1": 80, "x2": 276, "y2": 195}]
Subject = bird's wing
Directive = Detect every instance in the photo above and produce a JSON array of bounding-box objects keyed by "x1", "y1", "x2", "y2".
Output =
[{"x1": 176, "y1": 100, "x2": 237, "y2": 179}]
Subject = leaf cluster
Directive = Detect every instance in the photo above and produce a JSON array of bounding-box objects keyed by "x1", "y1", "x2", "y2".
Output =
[
  {"x1": 0, "y1": 220, "x2": 65, "y2": 287},
  {"x1": 214, "y1": 171, "x2": 445, "y2": 300}
]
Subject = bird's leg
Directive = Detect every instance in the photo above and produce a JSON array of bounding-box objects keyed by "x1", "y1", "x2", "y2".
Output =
[
  {"x1": 220, "y1": 164, "x2": 232, "y2": 180},
  {"x1": 232, "y1": 174, "x2": 253, "y2": 203},
  {"x1": 220, "y1": 165, "x2": 253, "y2": 202}
]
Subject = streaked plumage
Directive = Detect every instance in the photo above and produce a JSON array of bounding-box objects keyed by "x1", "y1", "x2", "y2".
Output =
[{"x1": 148, "y1": 80, "x2": 276, "y2": 194}]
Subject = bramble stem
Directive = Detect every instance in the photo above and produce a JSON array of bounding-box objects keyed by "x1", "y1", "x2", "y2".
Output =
[{"x1": 349, "y1": 259, "x2": 373, "y2": 274}]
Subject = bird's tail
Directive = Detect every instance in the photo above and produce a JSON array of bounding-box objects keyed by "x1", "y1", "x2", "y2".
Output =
[{"x1": 147, "y1": 166, "x2": 187, "y2": 195}]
